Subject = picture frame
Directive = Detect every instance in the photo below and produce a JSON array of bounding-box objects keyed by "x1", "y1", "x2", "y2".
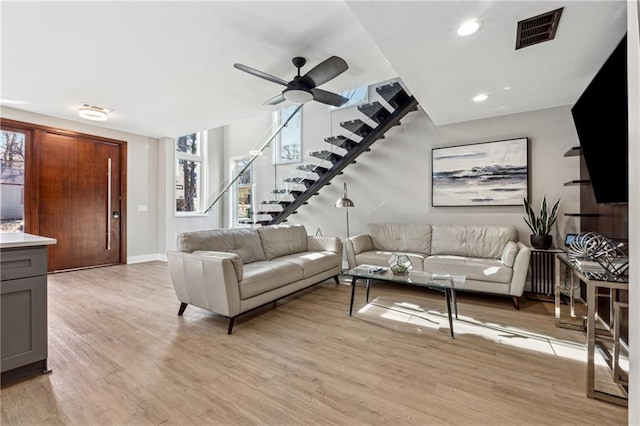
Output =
[
  {"x1": 274, "y1": 105, "x2": 302, "y2": 165},
  {"x1": 432, "y1": 137, "x2": 529, "y2": 207}
]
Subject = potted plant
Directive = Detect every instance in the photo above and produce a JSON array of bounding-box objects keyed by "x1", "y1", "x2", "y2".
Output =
[{"x1": 523, "y1": 196, "x2": 560, "y2": 249}]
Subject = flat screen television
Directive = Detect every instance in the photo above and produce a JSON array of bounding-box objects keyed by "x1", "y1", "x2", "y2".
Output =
[{"x1": 571, "y1": 34, "x2": 628, "y2": 204}]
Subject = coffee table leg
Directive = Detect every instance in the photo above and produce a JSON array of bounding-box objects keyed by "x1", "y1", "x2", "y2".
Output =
[
  {"x1": 445, "y1": 288, "x2": 455, "y2": 338},
  {"x1": 365, "y1": 279, "x2": 371, "y2": 303},
  {"x1": 349, "y1": 277, "x2": 358, "y2": 316}
]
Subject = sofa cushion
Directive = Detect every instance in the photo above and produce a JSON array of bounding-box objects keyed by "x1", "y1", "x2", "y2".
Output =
[
  {"x1": 366, "y1": 223, "x2": 432, "y2": 254},
  {"x1": 275, "y1": 251, "x2": 340, "y2": 279},
  {"x1": 355, "y1": 250, "x2": 427, "y2": 271},
  {"x1": 500, "y1": 241, "x2": 519, "y2": 268},
  {"x1": 430, "y1": 225, "x2": 517, "y2": 259},
  {"x1": 424, "y1": 255, "x2": 513, "y2": 284},
  {"x1": 239, "y1": 260, "x2": 303, "y2": 299},
  {"x1": 178, "y1": 228, "x2": 266, "y2": 263},
  {"x1": 257, "y1": 224, "x2": 308, "y2": 260},
  {"x1": 350, "y1": 234, "x2": 373, "y2": 254}
]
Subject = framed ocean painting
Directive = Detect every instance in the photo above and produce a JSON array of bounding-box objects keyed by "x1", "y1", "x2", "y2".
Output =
[{"x1": 432, "y1": 138, "x2": 529, "y2": 207}]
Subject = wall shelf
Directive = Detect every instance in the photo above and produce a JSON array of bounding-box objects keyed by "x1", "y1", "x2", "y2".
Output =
[
  {"x1": 564, "y1": 213, "x2": 600, "y2": 217},
  {"x1": 564, "y1": 179, "x2": 591, "y2": 186},
  {"x1": 564, "y1": 146, "x2": 582, "y2": 157}
]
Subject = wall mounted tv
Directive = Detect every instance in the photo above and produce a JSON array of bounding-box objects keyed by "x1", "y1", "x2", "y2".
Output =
[{"x1": 571, "y1": 34, "x2": 628, "y2": 204}]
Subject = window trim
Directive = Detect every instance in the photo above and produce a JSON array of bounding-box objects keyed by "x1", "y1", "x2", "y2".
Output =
[
  {"x1": 174, "y1": 131, "x2": 207, "y2": 217},
  {"x1": 272, "y1": 106, "x2": 302, "y2": 165}
]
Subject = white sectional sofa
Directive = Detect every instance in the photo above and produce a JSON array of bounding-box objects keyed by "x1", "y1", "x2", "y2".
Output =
[
  {"x1": 167, "y1": 224, "x2": 342, "y2": 333},
  {"x1": 344, "y1": 223, "x2": 531, "y2": 309}
]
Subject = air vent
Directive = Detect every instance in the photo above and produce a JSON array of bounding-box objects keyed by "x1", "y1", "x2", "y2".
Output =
[{"x1": 515, "y1": 8, "x2": 563, "y2": 50}]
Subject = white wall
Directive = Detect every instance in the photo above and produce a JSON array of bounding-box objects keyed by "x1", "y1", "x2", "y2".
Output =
[
  {"x1": 627, "y1": 1, "x2": 639, "y2": 423},
  {"x1": 0, "y1": 106, "x2": 159, "y2": 262},
  {"x1": 223, "y1": 85, "x2": 581, "y2": 249},
  {"x1": 158, "y1": 127, "x2": 224, "y2": 255}
]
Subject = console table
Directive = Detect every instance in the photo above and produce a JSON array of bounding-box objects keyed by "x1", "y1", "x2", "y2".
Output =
[
  {"x1": 1, "y1": 233, "x2": 56, "y2": 387},
  {"x1": 554, "y1": 253, "x2": 628, "y2": 406}
]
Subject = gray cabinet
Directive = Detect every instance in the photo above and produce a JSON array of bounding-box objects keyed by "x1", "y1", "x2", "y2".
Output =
[{"x1": 1, "y1": 246, "x2": 49, "y2": 386}]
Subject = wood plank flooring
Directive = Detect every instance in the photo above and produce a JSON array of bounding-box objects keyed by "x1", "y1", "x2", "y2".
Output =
[{"x1": 1, "y1": 261, "x2": 628, "y2": 425}]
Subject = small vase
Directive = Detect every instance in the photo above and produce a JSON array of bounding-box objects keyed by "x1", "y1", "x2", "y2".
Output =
[
  {"x1": 388, "y1": 253, "x2": 413, "y2": 276},
  {"x1": 530, "y1": 234, "x2": 553, "y2": 250}
]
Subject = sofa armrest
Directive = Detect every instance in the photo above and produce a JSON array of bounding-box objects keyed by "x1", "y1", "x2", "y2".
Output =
[
  {"x1": 344, "y1": 234, "x2": 373, "y2": 269},
  {"x1": 192, "y1": 250, "x2": 243, "y2": 281},
  {"x1": 307, "y1": 236, "x2": 342, "y2": 253},
  {"x1": 167, "y1": 251, "x2": 242, "y2": 317},
  {"x1": 509, "y1": 242, "x2": 531, "y2": 297}
]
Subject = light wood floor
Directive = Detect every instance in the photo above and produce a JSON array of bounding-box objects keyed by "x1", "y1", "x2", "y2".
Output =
[{"x1": 1, "y1": 261, "x2": 627, "y2": 425}]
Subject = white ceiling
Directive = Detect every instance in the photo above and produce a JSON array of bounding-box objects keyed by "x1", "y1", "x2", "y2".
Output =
[
  {"x1": 347, "y1": 1, "x2": 627, "y2": 126},
  {"x1": 0, "y1": 1, "x2": 627, "y2": 138}
]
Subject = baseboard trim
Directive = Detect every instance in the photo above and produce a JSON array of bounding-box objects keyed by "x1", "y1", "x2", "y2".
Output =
[{"x1": 127, "y1": 254, "x2": 167, "y2": 264}]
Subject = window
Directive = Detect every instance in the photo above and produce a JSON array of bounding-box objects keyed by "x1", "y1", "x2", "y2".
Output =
[
  {"x1": 0, "y1": 130, "x2": 26, "y2": 232},
  {"x1": 274, "y1": 105, "x2": 302, "y2": 164},
  {"x1": 230, "y1": 157, "x2": 254, "y2": 227},
  {"x1": 330, "y1": 85, "x2": 369, "y2": 110},
  {"x1": 175, "y1": 132, "x2": 205, "y2": 214}
]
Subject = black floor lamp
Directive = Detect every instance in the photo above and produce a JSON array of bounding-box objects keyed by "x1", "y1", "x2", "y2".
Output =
[{"x1": 335, "y1": 182, "x2": 354, "y2": 237}]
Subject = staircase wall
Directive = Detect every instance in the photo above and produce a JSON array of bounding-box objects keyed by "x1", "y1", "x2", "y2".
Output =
[{"x1": 222, "y1": 80, "x2": 581, "y2": 246}]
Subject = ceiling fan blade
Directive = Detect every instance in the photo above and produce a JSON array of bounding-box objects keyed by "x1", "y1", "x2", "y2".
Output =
[
  {"x1": 299, "y1": 56, "x2": 348, "y2": 88},
  {"x1": 263, "y1": 93, "x2": 285, "y2": 105},
  {"x1": 233, "y1": 63, "x2": 288, "y2": 86},
  {"x1": 310, "y1": 88, "x2": 349, "y2": 107}
]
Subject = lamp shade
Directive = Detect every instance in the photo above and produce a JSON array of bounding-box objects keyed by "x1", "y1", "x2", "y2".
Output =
[
  {"x1": 283, "y1": 89, "x2": 313, "y2": 104},
  {"x1": 335, "y1": 182, "x2": 354, "y2": 238},
  {"x1": 335, "y1": 197, "x2": 354, "y2": 208},
  {"x1": 335, "y1": 182, "x2": 354, "y2": 207}
]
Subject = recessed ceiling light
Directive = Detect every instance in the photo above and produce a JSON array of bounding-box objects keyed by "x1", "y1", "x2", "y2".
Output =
[
  {"x1": 503, "y1": 86, "x2": 511, "y2": 91},
  {"x1": 457, "y1": 18, "x2": 483, "y2": 36},
  {"x1": 79, "y1": 103, "x2": 112, "y2": 121},
  {"x1": 473, "y1": 93, "x2": 489, "y2": 102}
]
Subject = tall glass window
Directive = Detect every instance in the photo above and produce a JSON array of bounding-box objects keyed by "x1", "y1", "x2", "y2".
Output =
[
  {"x1": 175, "y1": 132, "x2": 205, "y2": 214},
  {"x1": 274, "y1": 105, "x2": 302, "y2": 164},
  {"x1": 231, "y1": 158, "x2": 254, "y2": 227},
  {"x1": 1, "y1": 130, "x2": 26, "y2": 232}
]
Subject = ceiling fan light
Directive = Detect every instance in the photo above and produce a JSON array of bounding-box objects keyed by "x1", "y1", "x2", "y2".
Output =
[
  {"x1": 78, "y1": 104, "x2": 111, "y2": 121},
  {"x1": 283, "y1": 89, "x2": 313, "y2": 104}
]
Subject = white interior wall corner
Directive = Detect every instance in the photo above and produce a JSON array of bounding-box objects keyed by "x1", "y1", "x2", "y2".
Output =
[{"x1": 626, "y1": 1, "x2": 639, "y2": 423}]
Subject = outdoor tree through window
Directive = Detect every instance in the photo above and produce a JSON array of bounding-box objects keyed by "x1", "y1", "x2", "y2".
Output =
[
  {"x1": 1, "y1": 130, "x2": 26, "y2": 232},
  {"x1": 175, "y1": 132, "x2": 204, "y2": 213}
]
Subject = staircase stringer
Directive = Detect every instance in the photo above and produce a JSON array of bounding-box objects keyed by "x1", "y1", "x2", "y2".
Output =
[{"x1": 269, "y1": 96, "x2": 419, "y2": 225}]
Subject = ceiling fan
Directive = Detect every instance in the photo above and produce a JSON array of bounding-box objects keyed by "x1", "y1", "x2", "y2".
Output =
[{"x1": 233, "y1": 56, "x2": 349, "y2": 107}]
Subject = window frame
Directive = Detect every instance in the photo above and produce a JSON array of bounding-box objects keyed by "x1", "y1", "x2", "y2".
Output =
[
  {"x1": 229, "y1": 155, "x2": 255, "y2": 228},
  {"x1": 174, "y1": 131, "x2": 207, "y2": 217},
  {"x1": 273, "y1": 105, "x2": 302, "y2": 165}
]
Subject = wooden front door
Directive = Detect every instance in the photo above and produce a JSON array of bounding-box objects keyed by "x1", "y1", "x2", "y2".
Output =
[{"x1": 35, "y1": 132, "x2": 124, "y2": 271}]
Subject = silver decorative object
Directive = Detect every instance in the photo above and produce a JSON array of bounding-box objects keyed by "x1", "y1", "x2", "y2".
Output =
[
  {"x1": 568, "y1": 232, "x2": 628, "y2": 278},
  {"x1": 388, "y1": 253, "x2": 413, "y2": 276}
]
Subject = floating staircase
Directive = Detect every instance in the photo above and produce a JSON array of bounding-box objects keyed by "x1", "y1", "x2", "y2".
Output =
[{"x1": 256, "y1": 82, "x2": 419, "y2": 225}]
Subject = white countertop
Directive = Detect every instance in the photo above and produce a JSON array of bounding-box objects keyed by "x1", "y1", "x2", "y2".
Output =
[{"x1": 0, "y1": 233, "x2": 57, "y2": 249}]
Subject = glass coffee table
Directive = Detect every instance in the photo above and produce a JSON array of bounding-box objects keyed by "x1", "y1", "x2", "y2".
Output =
[{"x1": 345, "y1": 265, "x2": 466, "y2": 338}]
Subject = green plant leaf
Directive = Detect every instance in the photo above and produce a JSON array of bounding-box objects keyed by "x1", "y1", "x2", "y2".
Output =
[{"x1": 523, "y1": 196, "x2": 560, "y2": 235}]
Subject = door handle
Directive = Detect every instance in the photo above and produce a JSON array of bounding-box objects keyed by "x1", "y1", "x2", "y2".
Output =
[
  {"x1": 107, "y1": 158, "x2": 111, "y2": 250},
  {"x1": 113, "y1": 211, "x2": 120, "y2": 219}
]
